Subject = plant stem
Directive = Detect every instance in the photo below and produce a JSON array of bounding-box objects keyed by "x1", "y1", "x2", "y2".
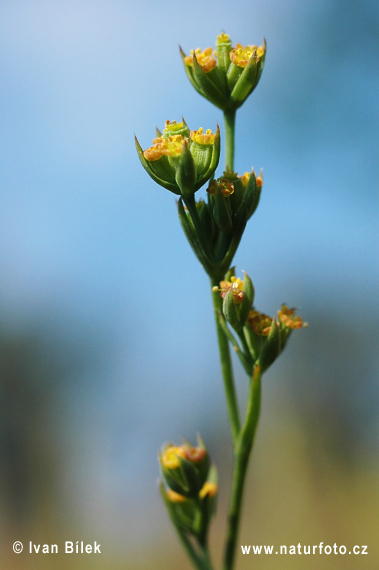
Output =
[
  {"x1": 210, "y1": 277, "x2": 240, "y2": 447},
  {"x1": 223, "y1": 365, "x2": 262, "y2": 570},
  {"x1": 223, "y1": 110, "x2": 236, "y2": 171}
]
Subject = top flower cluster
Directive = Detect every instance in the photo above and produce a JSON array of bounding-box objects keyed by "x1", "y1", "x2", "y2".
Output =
[{"x1": 181, "y1": 33, "x2": 266, "y2": 111}]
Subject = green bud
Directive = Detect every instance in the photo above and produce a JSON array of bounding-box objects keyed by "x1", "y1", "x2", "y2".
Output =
[
  {"x1": 239, "y1": 271, "x2": 255, "y2": 326},
  {"x1": 159, "y1": 437, "x2": 210, "y2": 499},
  {"x1": 258, "y1": 318, "x2": 281, "y2": 373},
  {"x1": 175, "y1": 138, "x2": 196, "y2": 197},
  {"x1": 223, "y1": 288, "x2": 241, "y2": 332}
]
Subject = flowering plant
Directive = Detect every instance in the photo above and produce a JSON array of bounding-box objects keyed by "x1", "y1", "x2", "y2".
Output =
[{"x1": 136, "y1": 32, "x2": 306, "y2": 570}]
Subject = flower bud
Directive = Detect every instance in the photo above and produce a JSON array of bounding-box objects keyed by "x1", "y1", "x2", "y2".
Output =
[{"x1": 159, "y1": 436, "x2": 210, "y2": 499}]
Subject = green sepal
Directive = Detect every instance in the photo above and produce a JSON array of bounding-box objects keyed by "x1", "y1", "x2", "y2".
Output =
[
  {"x1": 258, "y1": 318, "x2": 281, "y2": 373},
  {"x1": 176, "y1": 138, "x2": 196, "y2": 197},
  {"x1": 225, "y1": 266, "x2": 236, "y2": 281},
  {"x1": 198, "y1": 200, "x2": 215, "y2": 245},
  {"x1": 212, "y1": 188, "x2": 233, "y2": 235},
  {"x1": 177, "y1": 456, "x2": 204, "y2": 498},
  {"x1": 177, "y1": 199, "x2": 215, "y2": 276},
  {"x1": 192, "y1": 54, "x2": 229, "y2": 110},
  {"x1": 230, "y1": 54, "x2": 258, "y2": 108},
  {"x1": 135, "y1": 136, "x2": 180, "y2": 195},
  {"x1": 198, "y1": 464, "x2": 218, "y2": 536},
  {"x1": 216, "y1": 35, "x2": 232, "y2": 78},
  {"x1": 239, "y1": 272, "x2": 255, "y2": 326},
  {"x1": 244, "y1": 172, "x2": 260, "y2": 218},
  {"x1": 279, "y1": 324, "x2": 292, "y2": 353},
  {"x1": 159, "y1": 450, "x2": 190, "y2": 496},
  {"x1": 233, "y1": 171, "x2": 260, "y2": 226},
  {"x1": 228, "y1": 176, "x2": 245, "y2": 215},
  {"x1": 255, "y1": 39, "x2": 267, "y2": 84},
  {"x1": 159, "y1": 481, "x2": 195, "y2": 534},
  {"x1": 226, "y1": 62, "x2": 244, "y2": 93},
  {"x1": 179, "y1": 46, "x2": 207, "y2": 100},
  {"x1": 243, "y1": 324, "x2": 264, "y2": 362},
  {"x1": 223, "y1": 288, "x2": 242, "y2": 332},
  {"x1": 191, "y1": 125, "x2": 221, "y2": 190}
]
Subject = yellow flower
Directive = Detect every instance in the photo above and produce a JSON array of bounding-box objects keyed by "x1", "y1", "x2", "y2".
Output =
[
  {"x1": 218, "y1": 276, "x2": 244, "y2": 304},
  {"x1": 184, "y1": 47, "x2": 217, "y2": 73},
  {"x1": 230, "y1": 43, "x2": 265, "y2": 68}
]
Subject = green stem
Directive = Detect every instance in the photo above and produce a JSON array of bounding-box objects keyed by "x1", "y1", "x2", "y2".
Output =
[
  {"x1": 210, "y1": 277, "x2": 241, "y2": 447},
  {"x1": 199, "y1": 544, "x2": 214, "y2": 570},
  {"x1": 223, "y1": 365, "x2": 262, "y2": 570},
  {"x1": 223, "y1": 109, "x2": 236, "y2": 171}
]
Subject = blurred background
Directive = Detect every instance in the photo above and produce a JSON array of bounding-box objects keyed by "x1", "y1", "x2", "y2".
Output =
[{"x1": 0, "y1": 1, "x2": 378, "y2": 568}]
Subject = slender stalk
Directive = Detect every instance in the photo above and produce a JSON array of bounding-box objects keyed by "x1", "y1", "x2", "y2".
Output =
[
  {"x1": 223, "y1": 365, "x2": 262, "y2": 570},
  {"x1": 210, "y1": 277, "x2": 241, "y2": 447},
  {"x1": 223, "y1": 109, "x2": 236, "y2": 171}
]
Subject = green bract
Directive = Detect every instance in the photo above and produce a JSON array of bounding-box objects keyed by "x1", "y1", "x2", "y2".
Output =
[
  {"x1": 135, "y1": 120, "x2": 220, "y2": 197},
  {"x1": 181, "y1": 34, "x2": 266, "y2": 112}
]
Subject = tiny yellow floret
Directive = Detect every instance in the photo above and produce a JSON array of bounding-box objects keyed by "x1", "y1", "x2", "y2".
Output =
[
  {"x1": 217, "y1": 33, "x2": 230, "y2": 43},
  {"x1": 199, "y1": 481, "x2": 218, "y2": 499},
  {"x1": 185, "y1": 47, "x2": 217, "y2": 73},
  {"x1": 190, "y1": 127, "x2": 216, "y2": 145},
  {"x1": 219, "y1": 276, "x2": 244, "y2": 304}
]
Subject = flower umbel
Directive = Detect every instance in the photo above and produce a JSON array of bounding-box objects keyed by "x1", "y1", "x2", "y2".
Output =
[
  {"x1": 136, "y1": 119, "x2": 220, "y2": 197},
  {"x1": 181, "y1": 33, "x2": 266, "y2": 111}
]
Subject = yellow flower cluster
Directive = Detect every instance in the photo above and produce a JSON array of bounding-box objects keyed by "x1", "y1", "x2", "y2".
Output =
[
  {"x1": 184, "y1": 47, "x2": 217, "y2": 72},
  {"x1": 230, "y1": 43, "x2": 265, "y2": 68},
  {"x1": 161, "y1": 444, "x2": 206, "y2": 470}
]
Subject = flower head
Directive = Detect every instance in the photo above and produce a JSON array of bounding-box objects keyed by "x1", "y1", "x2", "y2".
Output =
[
  {"x1": 136, "y1": 119, "x2": 220, "y2": 197},
  {"x1": 181, "y1": 33, "x2": 266, "y2": 111}
]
